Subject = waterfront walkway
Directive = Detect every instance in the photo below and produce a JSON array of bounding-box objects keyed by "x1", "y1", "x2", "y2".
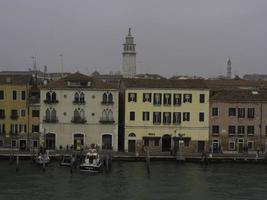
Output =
[{"x1": 0, "y1": 148, "x2": 266, "y2": 163}]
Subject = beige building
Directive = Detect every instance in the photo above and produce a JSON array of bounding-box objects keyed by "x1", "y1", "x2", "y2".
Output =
[
  {"x1": 210, "y1": 89, "x2": 267, "y2": 153},
  {"x1": 121, "y1": 79, "x2": 210, "y2": 153},
  {"x1": 40, "y1": 73, "x2": 119, "y2": 151}
]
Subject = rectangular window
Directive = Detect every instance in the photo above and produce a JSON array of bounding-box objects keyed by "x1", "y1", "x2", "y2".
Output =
[
  {"x1": 21, "y1": 91, "x2": 26, "y2": 100},
  {"x1": 144, "y1": 139, "x2": 149, "y2": 146},
  {"x1": 229, "y1": 108, "x2": 236, "y2": 116},
  {"x1": 199, "y1": 112, "x2": 204, "y2": 122},
  {"x1": 128, "y1": 93, "x2": 137, "y2": 102},
  {"x1": 153, "y1": 93, "x2": 162, "y2": 105},
  {"x1": 247, "y1": 141, "x2": 254, "y2": 150},
  {"x1": 163, "y1": 94, "x2": 171, "y2": 105},
  {"x1": 33, "y1": 140, "x2": 38, "y2": 148},
  {"x1": 212, "y1": 107, "x2": 218, "y2": 116},
  {"x1": 173, "y1": 94, "x2": 181, "y2": 106},
  {"x1": 21, "y1": 109, "x2": 26, "y2": 117},
  {"x1": 12, "y1": 91, "x2": 17, "y2": 100},
  {"x1": 153, "y1": 112, "x2": 161, "y2": 124},
  {"x1": 228, "y1": 126, "x2": 236, "y2": 135},
  {"x1": 32, "y1": 125, "x2": 39, "y2": 133},
  {"x1": 0, "y1": 124, "x2": 5, "y2": 134},
  {"x1": 183, "y1": 94, "x2": 192, "y2": 103},
  {"x1": 10, "y1": 124, "x2": 18, "y2": 134},
  {"x1": 163, "y1": 112, "x2": 171, "y2": 124},
  {"x1": 212, "y1": 125, "x2": 219, "y2": 135},
  {"x1": 229, "y1": 141, "x2": 235, "y2": 151},
  {"x1": 247, "y1": 108, "x2": 255, "y2": 119},
  {"x1": 11, "y1": 110, "x2": 18, "y2": 118},
  {"x1": 154, "y1": 139, "x2": 160, "y2": 146},
  {"x1": 199, "y1": 94, "x2": 205, "y2": 103},
  {"x1": 12, "y1": 140, "x2": 17, "y2": 147},
  {"x1": 142, "y1": 112, "x2": 150, "y2": 121},
  {"x1": 130, "y1": 112, "x2": 135, "y2": 121},
  {"x1": 0, "y1": 109, "x2": 5, "y2": 118},
  {"x1": 32, "y1": 110, "x2": 40, "y2": 117},
  {"x1": 19, "y1": 124, "x2": 26, "y2": 133},
  {"x1": 238, "y1": 108, "x2": 245, "y2": 118},
  {"x1": 0, "y1": 140, "x2": 3, "y2": 147},
  {"x1": 0, "y1": 91, "x2": 4, "y2": 100},
  {"x1": 237, "y1": 126, "x2": 245, "y2": 135},
  {"x1": 247, "y1": 126, "x2": 254, "y2": 136},
  {"x1": 143, "y1": 93, "x2": 151, "y2": 103},
  {"x1": 173, "y1": 112, "x2": 181, "y2": 124},
  {"x1": 183, "y1": 112, "x2": 190, "y2": 121}
]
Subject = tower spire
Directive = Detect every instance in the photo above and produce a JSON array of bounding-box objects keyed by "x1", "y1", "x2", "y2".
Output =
[
  {"x1": 227, "y1": 57, "x2": 232, "y2": 79},
  {"x1": 122, "y1": 28, "x2": 136, "y2": 78}
]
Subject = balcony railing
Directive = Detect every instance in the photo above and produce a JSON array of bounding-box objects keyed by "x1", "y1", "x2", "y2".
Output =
[
  {"x1": 73, "y1": 100, "x2": 86, "y2": 105},
  {"x1": 212, "y1": 132, "x2": 219, "y2": 136},
  {"x1": 228, "y1": 133, "x2": 235, "y2": 136},
  {"x1": 101, "y1": 101, "x2": 114, "y2": 105},
  {"x1": 71, "y1": 117, "x2": 87, "y2": 124},
  {"x1": 43, "y1": 117, "x2": 58, "y2": 123},
  {"x1": 10, "y1": 115, "x2": 18, "y2": 120},
  {"x1": 99, "y1": 117, "x2": 115, "y2": 124},
  {"x1": 237, "y1": 133, "x2": 245, "y2": 137},
  {"x1": 43, "y1": 99, "x2": 59, "y2": 104},
  {"x1": 0, "y1": 115, "x2": 5, "y2": 119}
]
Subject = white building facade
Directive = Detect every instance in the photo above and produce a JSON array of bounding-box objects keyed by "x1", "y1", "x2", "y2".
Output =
[{"x1": 40, "y1": 73, "x2": 119, "y2": 151}]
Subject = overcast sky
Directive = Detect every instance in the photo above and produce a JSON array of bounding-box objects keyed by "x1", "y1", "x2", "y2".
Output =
[{"x1": 0, "y1": 0, "x2": 266, "y2": 77}]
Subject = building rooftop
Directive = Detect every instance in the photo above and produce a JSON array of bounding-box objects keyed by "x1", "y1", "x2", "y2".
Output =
[
  {"x1": 122, "y1": 78, "x2": 208, "y2": 89},
  {"x1": 42, "y1": 72, "x2": 117, "y2": 90},
  {"x1": 0, "y1": 74, "x2": 33, "y2": 85},
  {"x1": 210, "y1": 89, "x2": 267, "y2": 102}
]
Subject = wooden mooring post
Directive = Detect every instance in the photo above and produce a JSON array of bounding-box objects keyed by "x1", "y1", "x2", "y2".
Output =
[
  {"x1": 146, "y1": 148, "x2": 150, "y2": 174},
  {"x1": 16, "y1": 153, "x2": 19, "y2": 172}
]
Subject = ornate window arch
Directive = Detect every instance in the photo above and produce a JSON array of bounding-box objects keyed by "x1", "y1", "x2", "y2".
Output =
[
  {"x1": 108, "y1": 93, "x2": 113, "y2": 103},
  {"x1": 102, "y1": 93, "x2": 107, "y2": 103}
]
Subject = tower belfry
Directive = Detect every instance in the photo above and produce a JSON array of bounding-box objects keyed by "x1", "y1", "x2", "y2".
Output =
[
  {"x1": 122, "y1": 28, "x2": 136, "y2": 78},
  {"x1": 227, "y1": 57, "x2": 232, "y2": 79}
]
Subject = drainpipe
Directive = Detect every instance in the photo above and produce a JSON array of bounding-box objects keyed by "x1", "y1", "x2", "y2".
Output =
[{"x1": 260, "y1": 103, "x2": 263, "y2": 151}]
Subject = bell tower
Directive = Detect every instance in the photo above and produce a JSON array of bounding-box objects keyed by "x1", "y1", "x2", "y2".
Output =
[
  {"x1": 122, "y1": 28, "x2": 136, "y2": 78},
  {"x1": 227, "y1": 57, "x2": 232, "y2": 79}
]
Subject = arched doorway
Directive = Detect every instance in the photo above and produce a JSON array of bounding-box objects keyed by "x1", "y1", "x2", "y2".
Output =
[
  {"x1": 45, "y1": 133, "x2": 56, "y2": 150},
  {"x1": 74, "y1": 133, "x2": 84, "y2": 151},
  {"x1": 128, "y1": 133, "x2": 136, "y2": 153},
  {"x1": 162, "y1": 134, "x2": 171, "y2": 152},
  {"x1": 102, "y1": 134, "x2": 112, "y2": 150}
]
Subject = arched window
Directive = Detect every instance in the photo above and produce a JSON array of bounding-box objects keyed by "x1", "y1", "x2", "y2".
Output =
[
  {"x1": 74, "y1": 92, "x2": 79, "y2": 102},
  {"x1": 74, "y1": 109, "x2": 80, "y2": 119},
  {"x1": 45, "y1": 108, "x2": 50, "y2": 121},
  {"x1": 52, "y1": 92, "x2": 56, "y2": 101},
  {"x1": 108, "y1": 110, "x2": 113, "y2": 120},
  {"x1": 80, "y1": 109, "x2": 85, "y2": 119},
  {"x1": 51, "y1": 108, "x2": 57, "y2": 121},
  {"x1": 102, "y1": 93, "x2": 107, "y2": 103},
  {"x1": 102, "y1": 110, "x2": 108, "y2": 120},
  {"x1": 80, "y1": 92, "x2": 85, "y2": 102},
  {"x1": 46, "y1": 92, "x2": 51, "y2": 101},
  {"x1": 108, "y1": 93, "x2": 113, "y2": 103},
  {"x1": 129, "y1": 133, "x2": 136, "y2": 137}
]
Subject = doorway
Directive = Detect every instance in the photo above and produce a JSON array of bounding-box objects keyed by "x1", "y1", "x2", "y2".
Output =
[
  {"x1": 162, "y1": 135, "x2": 171, "y2": 152},
  {"x1": 212, "y1": 140, "x2": 219, "y2": 153},
  {"x1": 238, "y1": 139, "x2": 244, "y2": 153},
  {"x1": 19, "y1": 140, "x2": 27, "y2": 151},
  {"x1": 74, "y1": 134, "x2": 84, "y2": 151},
  {"x1": 197, "y1": 141, "x2": 205, "y2": 153},
  {"x1": 102, "y1": 134, "x2": 112, "y2": 150}
]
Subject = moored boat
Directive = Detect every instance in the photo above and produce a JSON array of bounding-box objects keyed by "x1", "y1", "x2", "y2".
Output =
[{"x1": 80, "y1": 149, "x2": 103, "y2": 172}]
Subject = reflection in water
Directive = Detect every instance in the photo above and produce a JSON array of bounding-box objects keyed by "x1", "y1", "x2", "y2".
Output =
[{"x1": 0, "y1": 160, "x2": 267, "y2": 200}]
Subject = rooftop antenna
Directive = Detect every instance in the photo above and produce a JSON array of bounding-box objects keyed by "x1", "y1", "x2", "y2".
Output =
[
  {"x1": 31, "y1": 56, "x2": 37, "y2": 71},
  {"x1": 59, "y1": 54, "x2": 63, "y2": 77}
]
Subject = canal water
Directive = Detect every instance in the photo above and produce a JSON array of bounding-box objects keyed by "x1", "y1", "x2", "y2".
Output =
[{"x1": 0, "y1": 160, "x2": 267, "y2": 200}]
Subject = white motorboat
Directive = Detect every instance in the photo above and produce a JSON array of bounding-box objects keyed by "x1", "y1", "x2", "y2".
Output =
[
  {"x1": 80, "y1": 149, "x2": 103, "y2": 172},
  {"x1": 35, "y1": 152, "x2": 50, "y2": 165}
]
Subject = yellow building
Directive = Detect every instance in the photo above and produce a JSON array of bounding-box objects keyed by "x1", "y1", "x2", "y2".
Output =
[
  {"x1": 121, "y1": 79, "x2": 209, "y2": 153},
  {"x1": 0, "y1": 75, "x2": 35, "y2": 150}
]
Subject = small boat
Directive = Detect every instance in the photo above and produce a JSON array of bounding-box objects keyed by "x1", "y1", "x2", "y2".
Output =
[
  {"x1": 80, "y1": 149, "x2": 103, "y2": 172},
  {"x1": 35, "y1": 152, "x2": 50, "y2": 165},
  {"x1": 60, "y1": 154, "x2": 76, "y2": 167}
]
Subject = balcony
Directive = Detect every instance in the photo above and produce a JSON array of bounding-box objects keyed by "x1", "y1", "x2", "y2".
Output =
[
  {"x1": 99, "y1": 117, "x2": 115, "y2": 124},
  {"x1": 101, "y1": 101, "x2": 114, "y2": 105},
  {"x1": 237, "y1": 133, "x2": 245, "y2": 137},
  {"x1": 10, "y1": 115, "x2": 18, "y2": 120},
  {"x1": 228, "y1": 133, "x2": 235, "y2": 137},
  {"x1": 73, "y1": 100, "x2": 86, "y2": 105},
  {"x1": 212, "y1": 132, "x2": 219, "y2": 136},
  {"x1": 43, "y1": 99, "x2": 59, "y2": 104},
  {"x1": 0, "y1": 115, "x2": 5, "y2": 119},
  {"x1": 43, "y1": 117, "x2": 58, "y2": 123},
  {"x1": 247, "y1": 133, "x2": 255, "y2": 137},
  {"x1": 71, "y1": 117, "x2": 87, "y2": 124}
]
